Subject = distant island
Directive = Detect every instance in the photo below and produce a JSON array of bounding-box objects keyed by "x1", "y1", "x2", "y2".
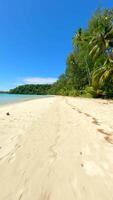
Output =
[
  {"x1": 9, "y1": 84, "x2": 52, "y2": 95},
  {"x1": 0, "y1": 91, "x2": 9, "y2": 94}
]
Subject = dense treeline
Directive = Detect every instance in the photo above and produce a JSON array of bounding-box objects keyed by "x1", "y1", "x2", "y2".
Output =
[
  {"x1": 50, "y1": 8, "x2": 113, "y2": 98},
  {"x1": 10, "y1": 84, "x2": 52, "y2": 95},
  {"x1": 10, "y1": 8, "x2": 113, "y2": 98},
  {"x1": 0, "y1": 91, "x2": 8, "y2": 93}
]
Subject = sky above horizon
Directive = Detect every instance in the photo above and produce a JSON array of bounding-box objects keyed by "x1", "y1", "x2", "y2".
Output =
[{"x1": 0, "y1": 0, "x2": 112, "y2": 90}]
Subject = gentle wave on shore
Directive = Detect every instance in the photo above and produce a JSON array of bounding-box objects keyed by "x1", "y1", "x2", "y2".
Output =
[{"x1": 0, "y1": 93, "x2": 49, "y2": 105}]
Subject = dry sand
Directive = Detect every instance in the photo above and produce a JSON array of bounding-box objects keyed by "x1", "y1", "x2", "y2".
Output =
[{"x1": 0, "y1": 96, "x2": 113, "y2": 200}]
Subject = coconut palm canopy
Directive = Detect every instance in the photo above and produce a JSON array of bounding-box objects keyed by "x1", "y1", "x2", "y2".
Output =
[{"x1": 50, "y1": 8, "x2": 113, "y2": 98}]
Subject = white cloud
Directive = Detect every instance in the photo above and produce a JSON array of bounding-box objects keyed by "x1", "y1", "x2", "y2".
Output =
[{"x1": 23, "y1": 77, "x2": 58, "y2": 85}]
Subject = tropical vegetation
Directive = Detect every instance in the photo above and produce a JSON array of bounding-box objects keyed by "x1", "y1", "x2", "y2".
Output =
[
  {"x1": 10, "y1": 84, "x2": 52, "y2": 95},
  {"x1": 10, "y1": 8, "x2": 113, "y2": 98},
  {"x1": 50, "y1": 8, "x2": 113, "y2": 98}
]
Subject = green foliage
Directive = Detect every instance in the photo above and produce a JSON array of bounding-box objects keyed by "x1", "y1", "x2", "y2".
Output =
[
  {"x1": 51, "y1": 8, "x2": 113, "y2": 98},
  {"x1": 10, "y1": 84, "x2": 52, "y2": 95},
  {"x1": 83, "y1": 86, "x2": 97, "y2": 98},
  {"x1": 11, "y1": 8, "x2": 113, "y2": 99},
  {"x1": 68, "y1": 90, "x2": 80, "y2": 97}
]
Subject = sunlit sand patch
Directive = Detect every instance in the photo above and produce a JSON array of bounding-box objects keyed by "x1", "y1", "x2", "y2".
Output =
[
  {"x1": 102, "y1": 162, "x2": 109, "y2": 170},
  {"x1": 84, "y1": 146, "x2": 91, "y2": 156},
  {"x1": 84, "y1": 161, "x2": 104, "y2": 176}
]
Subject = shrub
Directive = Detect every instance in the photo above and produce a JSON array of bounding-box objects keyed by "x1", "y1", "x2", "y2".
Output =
[
  {"x1": 68, "y1": 90, "x2": 80, "y2": 97},
  {"x1": 82, "y1": 86, "x2": 97, "y2": 98}
]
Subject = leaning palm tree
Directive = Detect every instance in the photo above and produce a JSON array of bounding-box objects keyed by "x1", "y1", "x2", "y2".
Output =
[
  {"x1": 92, "y1": 59, "x2": 113, "y2": 88},
  {"x1": 73, "y1": 10, "x2": 113, "y2": 89},
  {"x1": 89, "y1": 14, "x2": 113, "y2": 88},
  {"x1": 89, "y1": 23, "x2": 113, "y2": 60},
  {"x1": 89, "y1": 9, "x2": 113, "y2": 58}
]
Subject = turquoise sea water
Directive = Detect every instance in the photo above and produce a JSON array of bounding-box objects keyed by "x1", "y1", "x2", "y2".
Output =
[{"x1": 0, "y1": 94, "x2": 47, "y2": 106}]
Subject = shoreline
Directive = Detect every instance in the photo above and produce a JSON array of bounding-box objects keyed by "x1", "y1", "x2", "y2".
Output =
[
  {"x1": 0, "y1": 94, "x2": 53, "y2": 107},
  {"x1": 0, "y1": 93, "x2": 113, "y2": 108}
]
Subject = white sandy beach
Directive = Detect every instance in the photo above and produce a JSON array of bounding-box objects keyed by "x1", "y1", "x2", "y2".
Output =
[{"x1": 0, "y1": 96, "x2": 113, "y2": 200}]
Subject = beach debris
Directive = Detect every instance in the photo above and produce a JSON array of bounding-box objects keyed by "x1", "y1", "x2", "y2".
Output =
[
  {"x1": 0, "y1": 146, "x2": 2, "y2": 149},
  {"x1": 81, "y1": 164, "x2": 84, "y2": 167},
  {"x1": 80, "y1": 152, "x2": 82, "y2": 155},
  {"x1": 6, "y1": 112, "x2": 10, "y2": 116}
]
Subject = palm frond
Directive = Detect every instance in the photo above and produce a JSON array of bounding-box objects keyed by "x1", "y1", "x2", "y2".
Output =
[
  {"x1": 99, "y1": 69, "x2": 111, "y2": 85},
  {"x1": 89, "y1": 44, "x2": 98, "y2": 56},
  {"x1": 92, "y1": 67, "x2": 106, "y2": 88}
]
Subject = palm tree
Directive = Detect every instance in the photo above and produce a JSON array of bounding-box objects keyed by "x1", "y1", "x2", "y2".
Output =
[
  {"x1": 73, "y1": 28, "x2": 91, "y2": 48},
  {"x1": 72, "y1": 28, "x2": 83, "y2": 48},
  {"x1": 73, "y1": 10, "x2": 113, "y2": 89},
  {"x1": 89, "y1": 24, "x2": 113, "y2": 60},
  {"x1": 89, "y1": 9, "x2": 113, "y2": 57},
  {"x1": 89, "y1": 15, "x2": 113, "y2": 88},
  {"x1": 92, "y1": 59, "x2": 113, "y2": 88}
]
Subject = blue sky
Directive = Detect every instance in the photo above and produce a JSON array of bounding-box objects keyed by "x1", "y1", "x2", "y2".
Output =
[{"x1": 0, "y1": 0, "x2": 112, "y2": 90}]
